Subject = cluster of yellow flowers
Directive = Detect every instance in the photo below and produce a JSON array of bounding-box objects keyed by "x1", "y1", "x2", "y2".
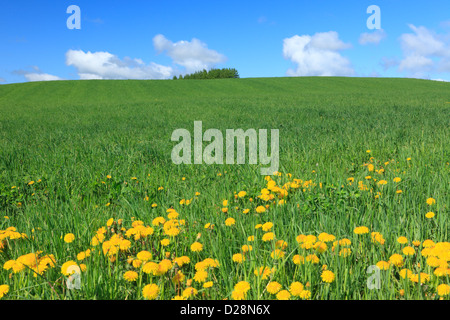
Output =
[
  {"x1": 353, "y1": 220, "x2": 450, "y2": 297},
  {"x1": 0, "y1": 159, "x2": 448, "y2": 300}
]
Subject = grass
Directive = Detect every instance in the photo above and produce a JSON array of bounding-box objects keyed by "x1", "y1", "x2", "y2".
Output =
[{"x1": 0, "y1": 77, "x2": 449, "y2": 300}]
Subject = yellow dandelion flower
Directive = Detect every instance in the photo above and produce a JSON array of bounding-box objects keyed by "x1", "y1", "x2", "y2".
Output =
[
  {"x1": 437, "y1": 284, "x2": 450, "y2": 296},
  {"x1": 225, "y1": 218, "x2": 235, "y2": 226},
  {"x1": 262, "y1": 232, "x2": 275, "y2": 242},
  {"x1": 142, "y1": 283, "x2": 159, "y2": 300},
  {"x1": 238, "y1": 191, "x2": 247, "y2": 198},
  {"x1": 123, "y1": 270, "x2": 139, "y2": 282},
  {"x1": 152, "y1": 217, "x2": 166, "y2": 226},
  {"x1": 276, "y1": 290, "x2": 291, "y2": 300},
  {"x1": 321, "y1": 270, "x2": 335, "y2": 283},
  {"x1": 231, "y1": 290, "x2": 246, "y2": 300},
  {"x1": 425, "y1": 212, "x2": 435, "y2": 219},
  {"x1": 266, "y1": 281, "x2": 282, "y2": 294},
  {"x1": 403, "y1": 246, "x2": 415, "y2": 256},
  {"x1": 64, "y1": 233, "x2": 75, "y2": 243},
  {"x1": 423, "y1": 239, "x2": 435, "y2": 248},
  {"x1": 142, "y1": 262, "x2": 159, "y2": 275},
  {"x1": 137, "y1": 251, "x2": 152, "y2": 262},
  {"x1": 61, "y1": 261, "x2": 78, "y2": 276},
  {"x1": 397, "y1": 236, "x2": 408, "y2": 244},
  {"x1": 399, "y1": 269, "x2": 412, "y2": 279},
  {"x1": 232, "y1": 253, "x2": 245, "y2": 263},
  {"x1": 0, "y1": 285, "x2": 9, "y2": 299},
  {"x1": 193, "y1": 269, "x2": 208, "y2": 283},
  {"x1": 234, "y1": 281, "x2": 251, "y2": 293},
  {"x1": 132, "y1": 259, "x2": 142, "y2": 269},
  {"x1": 190, "y1": 242, "x2": 203, "y2": 252},
  {"x1": 182, "y1": 287, "x2": 198, "y2": 298},
  {"x1": 289, "y1": 282, "x2": 304, "y2": 296},
  {"x1": 262, "y1": 222, "x2": 273, "y2": 232},
  {"x1": 255, "y1": 206, "x2": 266, "y2": 214},
  {"x1": 376, "y1": 261, "x2": 390, "y2": 270},
  {"x1": 389, "y1": 254, "x2": 404, "y2": 267},
  {"x1": 293, "y1": 255, "x2": 305, "y2": 265},
  {"x1": 300, "y1": 290, "x2": 311, "y2": 300},
  {"x1": 354, "y1": 226, "x2": 369, "y2": 235},
  {"x1": 158, "y1": 259, "x2": 173, "y2": 274}
]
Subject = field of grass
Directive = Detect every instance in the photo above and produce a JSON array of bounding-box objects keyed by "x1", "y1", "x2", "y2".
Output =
[{"x1": 0, "y1": 77, "x2": 449, "y2": 300}]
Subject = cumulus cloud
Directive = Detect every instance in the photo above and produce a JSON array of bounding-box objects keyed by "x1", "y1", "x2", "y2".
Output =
[
  {"x1": 13, "y1": 66, "x2": 63, "y2": 82},
  {"x1": 359, "y1": 29, "x2": 386, "y2": 45},
  {"x1": 24, "y1": 73, "x2": 64, "y2": 82},
  {"x1": 64, "y1": 35, "x2": 226, "y2": 80},
  {"x1": 400, "y1": 25, "x2": 448, "y2": 57},
  {"x1": 153, "y1": 34, "x2": 226, "y2": 73},
  {"x1": 283, "y1": 31, "x2": 354, "y2": 76},
  {"x1": 396, "y1": 24, "x2": 450, "y2": 77},
  {"x1": 66, "y1": 50, "x2": 174, "y2": 80},
  {"x1": 398, "y1": 55, "x2": 434, "y2": 74}
]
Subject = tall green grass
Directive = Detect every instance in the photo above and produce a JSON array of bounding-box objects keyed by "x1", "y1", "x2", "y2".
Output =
[{"x1": 0, "y1": 77, "x2": 448, "y2": 300}]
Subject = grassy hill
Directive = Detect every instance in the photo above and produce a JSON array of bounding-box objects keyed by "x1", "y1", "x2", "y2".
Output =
[{"x1": 0, "y1": 77, "x2": 449, "y2": 300}]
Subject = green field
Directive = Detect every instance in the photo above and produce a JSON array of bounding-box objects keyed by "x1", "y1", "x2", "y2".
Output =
[{"x1": 0, "y1": 77, "x2": 449, "y2": 300}]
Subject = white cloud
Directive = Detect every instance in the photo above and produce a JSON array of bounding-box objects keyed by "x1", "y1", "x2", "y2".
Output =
[
  {"x1": 398, "y1": 55, "x2": 433, "y2": 74},
  {"x1": 397, "y1": 24, "x2": 450, "y2": 77},
  {"x1": 153, "y1": 34, "x2": 226, "y2": 73},
  {"x1": 431, "y1": 78, "x2": 449, "y2": 82},
  {"x1": 66, "y1": 50, "x2": 174, "y2": 80},
  {"x1": 283, "y1": 31, "x2": 354, "y2": 76},
  {"x1": 359, "y1": 29, "x2": 386, "y2": 45},
  {"x1": 13, "y1": 66, "x2": 63, "y2": 82},
  {"x1": 65, "y1": 35, "x2": 226, "y2": 80},
  {"x1": 25, "y1": 73, "x2": 64, "y2": 82},
  {"x1": 400, "y1": 25, "x2": 447, "y2": 57},
  {"x1": 0, "y1": 77, "x2": 6, "y2": 83}
]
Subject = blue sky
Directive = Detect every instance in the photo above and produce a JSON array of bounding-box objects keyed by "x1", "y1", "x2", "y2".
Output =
[{"x1": 1, "y1": 0, "x2": 450, "y2": 83}]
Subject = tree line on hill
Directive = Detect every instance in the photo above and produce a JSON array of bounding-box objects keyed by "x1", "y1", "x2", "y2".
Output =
[{"x1": 173, "y1": 68, "x2": 240, "y2": 80}]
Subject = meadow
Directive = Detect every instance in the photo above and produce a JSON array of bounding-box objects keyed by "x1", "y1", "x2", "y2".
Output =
[{"x1": 0, "y1": 77, "x2": 449, "y2": 300}]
